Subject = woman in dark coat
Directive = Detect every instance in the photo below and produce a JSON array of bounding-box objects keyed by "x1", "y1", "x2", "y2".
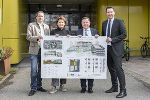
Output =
[{"x1": 49, "y1": 16, "x2": 70, "y2": 94}]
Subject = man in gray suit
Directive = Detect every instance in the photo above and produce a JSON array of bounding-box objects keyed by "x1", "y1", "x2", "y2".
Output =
[
  {"x1": 102, "y1": 7, "x2": 127, "y2": 98},
  {"x1": 76, "y1": 17, "x2": 99, "y2": 93},
  {"x1": 27, "y1": 11, "x2": 50, "y2": 96}
]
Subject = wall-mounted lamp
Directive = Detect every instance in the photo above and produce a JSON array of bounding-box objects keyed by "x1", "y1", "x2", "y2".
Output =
[{"x1": 57, "y1": 5, "x2": 62, "y2": 8}]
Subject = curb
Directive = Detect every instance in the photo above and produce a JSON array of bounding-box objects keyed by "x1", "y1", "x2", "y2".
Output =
[
  {"x1": 0, "y1": 73, "x2": 11, "y2": 86},
  {"x1": 123, "y1": 66, "x2": 150, "y2": 89},
  {"x1": 0, "y1": 67, "x2": 18, "y2": 88}
]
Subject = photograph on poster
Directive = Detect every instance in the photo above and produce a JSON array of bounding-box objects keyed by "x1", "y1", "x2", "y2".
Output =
[
  {"x1": 67, "y1": 41, "x2": 92, "y2": 53},
  {"x1": 69, "y1": 59, "x2": 80, "y2": 72},
  {"x1": 43, "y1": 40, "x2": 62, "y2": 49},
  {"x1": 66, "y1": 40, "x2": 105, "y2": 56},
  {"x1": 43, "y1": 59, "x2": 62, "y2": 64},
  {"x1": 44, "y1": 51, "x2": 62, "y2": 57}
]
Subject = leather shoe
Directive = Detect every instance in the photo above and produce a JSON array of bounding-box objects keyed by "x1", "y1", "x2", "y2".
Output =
[
  {"x1": 37, "y1": 87, "x2": 47, "y2": 92},
  {"x1": 80, "y1": 88, "x2": 86, "y2": 93},
  {"x1": 28, "y1": 90, "x2": 36, "y2": 96},
  {"x1": 116, "y1": 90, "x2": 127, "y2": 98},
  {"x1": 88, "y1": 88, "x2": 93, "y2": 93},
  {"x1": 105, "y1": 86, "x2": 118, "y2": 93}
]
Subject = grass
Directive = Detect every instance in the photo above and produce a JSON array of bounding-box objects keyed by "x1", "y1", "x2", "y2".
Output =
[
  {"x1": 10, "y1": 67, "x2": 17, "y2": 74},
  {"x1": 0, "y1": 67, "x2": 17, "y2": 81},
  {"x1": 0, "y1": 75, "x2": 5, "y2": 81}
]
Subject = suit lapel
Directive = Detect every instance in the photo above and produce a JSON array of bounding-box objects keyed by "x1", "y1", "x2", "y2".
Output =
[
  {"x1": 81, "y1": 29, "x2": 84, "y2": 35},
  {"x1": 103, "y1": 21, "x2": 107, "y2": 36},
  {"x1": 35, "y1": 22, "x2": 41, "y2": 36},
  {"x1": 43, "y1": 23, "x2": 47, "y2": 35},
  {"x1": 90, "y1": 28, "x2": 94, "y2": 36},
  {"x1": 110, "y1": 18, "x2": 116, "y2": 37},
  {"x1": 111, "y1": 18, "x2": 116, "y2": 34}
]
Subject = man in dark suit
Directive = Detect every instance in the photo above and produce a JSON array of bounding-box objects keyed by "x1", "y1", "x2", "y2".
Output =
[
  {"x1": 76, "y1": 17, "x2": 99, "y2": 93},
  {"x1": 102, "y1": 7, "x2": 127, "y2": 98}
]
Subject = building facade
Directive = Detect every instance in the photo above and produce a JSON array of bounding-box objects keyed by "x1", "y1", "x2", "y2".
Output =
[{"x1": 0, "y1": 0, "x2": 149, "y2": 64}]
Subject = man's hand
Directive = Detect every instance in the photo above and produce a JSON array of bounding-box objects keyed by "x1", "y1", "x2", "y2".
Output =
[
  {"x1": 67, "y1": 34, "x2": 70, "y2": 37},
  {"x1": 95, "y1": 34, "x2": 99, "y2": 38},
  {"x1": 37, "y1": 35, "x2": 43, "y2": 40},
  {"x1": 106, "y1": 37, "x2": 112, "y2": 43}
]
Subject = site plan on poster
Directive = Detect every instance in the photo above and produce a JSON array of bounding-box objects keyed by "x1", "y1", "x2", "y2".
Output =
[{"x1": 41, "y1": 36, "x2": 107, "y2": 79}]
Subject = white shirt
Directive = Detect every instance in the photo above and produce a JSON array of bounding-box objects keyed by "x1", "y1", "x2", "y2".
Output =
[
  {"x1": 38, "y1": 23, "x2": 45, "y2": 47},
  {"x1": 83, "y1": 28, "x2": 92, "y2": 36},
  {"x1": 38, "y1": 23, "x2": 44, "y2": 36}
]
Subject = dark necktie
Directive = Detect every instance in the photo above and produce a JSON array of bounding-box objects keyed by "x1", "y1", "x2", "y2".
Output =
[
  {"x1": 85, "y1": 29, "x2": 88, "y2": 36},
  {"x1": 107, "y1": 19, "x2": 111, "y2": 37}
]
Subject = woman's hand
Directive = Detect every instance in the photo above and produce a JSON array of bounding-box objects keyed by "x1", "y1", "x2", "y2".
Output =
[
  {"x1": 78, "y1": 35, "x2": 82, "y2": 38},
  {"x1": 55, "y1": 34, "x2": 59, "y2": 37}
]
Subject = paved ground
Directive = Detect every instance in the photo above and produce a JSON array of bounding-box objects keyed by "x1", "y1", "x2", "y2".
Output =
[
  {"x1": 123, "y1": 56, "x2": 150, "y2": 88},
  {"x1": 0, "y1": 57, "x2": 150, "y2": 100}
]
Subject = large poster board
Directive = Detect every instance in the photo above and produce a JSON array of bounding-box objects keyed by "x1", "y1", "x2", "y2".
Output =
[{"x1": 41, "y1": 36, "x2": 107, "y2": 79}]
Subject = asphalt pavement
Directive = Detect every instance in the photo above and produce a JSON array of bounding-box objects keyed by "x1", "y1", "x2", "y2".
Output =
[{"x1": 0, "y1": 56, "x2": 150, "y2": 100}]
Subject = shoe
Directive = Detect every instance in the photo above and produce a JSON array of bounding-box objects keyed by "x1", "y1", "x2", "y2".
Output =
[
  {"x1": 105, "y1": 86, "x2": 118, "y2": 93},
  {"x1": 28, "y1": 90, "x2": 36, "y2": 96},
  {"x1": 80, "y1": 88, "x2": 86, "y2": 93},
  {"x1": 59, "y1": 85, "x2": 67, "y2": 92},
  {"x1": 116, "y1": 90, "x2": 127, "y2": 98},
  {"x1": 49, "y1": 86, "x2": 57, "y2": 94},
  {"x1": 37, "y1": 87, "x2": 47, "y2": 92},
  {"x1": 88, "y1": 88, "x2": 93, "y2": 93}
]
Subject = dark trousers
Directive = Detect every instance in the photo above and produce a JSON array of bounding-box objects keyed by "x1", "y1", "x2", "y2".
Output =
[
  {"x1": 107, "y1": 46, "x2": 126, "y2": 90},
  {"x1": 80, "y1": 79, "x2": 94, "y2": 89}
]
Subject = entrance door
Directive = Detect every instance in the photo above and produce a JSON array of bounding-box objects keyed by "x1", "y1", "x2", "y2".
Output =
[{"x1": 28, "y1": 4, "x2": 91, "y2": 35}]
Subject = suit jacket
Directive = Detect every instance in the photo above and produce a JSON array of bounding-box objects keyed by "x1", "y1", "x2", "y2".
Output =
[
  {"x1": 102, "y1": 18, "x2": 127, "y2": 56},
  {"x1": 76, "y1": 28, "x2": 99, "y2": 36},
  {"x1": 27, "y1": 22, "x2": 50, "y2": 55}
]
